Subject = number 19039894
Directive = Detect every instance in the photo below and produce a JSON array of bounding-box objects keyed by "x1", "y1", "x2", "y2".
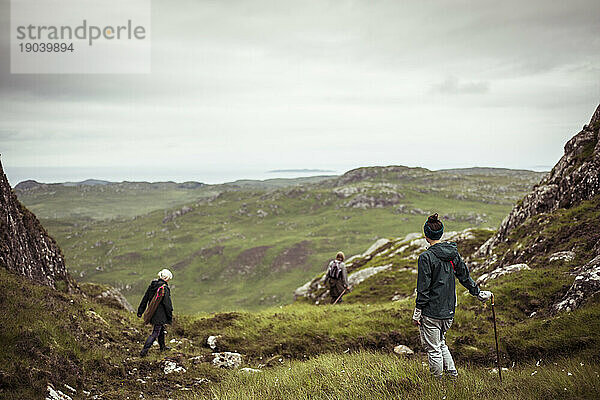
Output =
[{"x1": 19, "y1": 42, "x2": 74, "y2": 52}]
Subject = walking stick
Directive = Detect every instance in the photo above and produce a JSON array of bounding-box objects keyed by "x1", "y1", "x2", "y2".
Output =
[
  {"x1": 333, "y1": 288, "x2": 347, "y2": 305},
  {"x1": 491, "y1": 293, "x2": 502, "y2": 383}
]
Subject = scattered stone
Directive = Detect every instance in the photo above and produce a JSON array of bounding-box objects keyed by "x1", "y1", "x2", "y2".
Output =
[
  {"x1": 212, "y1": 352, "x2": 242, "y2": 369},
  {"x1": 393, "y1": 345, "x2": 414, "y2": 356},
  {"x1": 163, "y1": 360, "x2": 186, "y2": 374},
  {"x1": 476, "y1": 264, "x2": 531, "y2": 285},
  {"x1": 46, "y1": 385, "x2": 72, "y2": 400},
  {"x1": 549, "y1": 251, "x2": 576, "y2": 263},
  {"x1": 63, "y1": 385, "x2": 76, "y2": 394},
  {"x1": 489, "y1": 367, "x2": 510, "y2": 374},
  {"x1": 193, "y1": 378, "x2": 211, "y2": 386},
  {"x1": 391, "y1": 294, "x2": 406, "y2": 302},
  {"x1": 240, "y1": 367, "x2": 262, "y2": 373},
  {"x1": 85, "y1": 310, "x2": 108, "y2": 326},
  {"x1": 207, "y1": 335, "x2": 220, "y2": 350}
]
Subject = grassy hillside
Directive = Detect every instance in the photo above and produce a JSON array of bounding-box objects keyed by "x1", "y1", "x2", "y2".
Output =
[
  {"x1": 17, "y1": 166, "x2": 545, "y2": 313},
  {"x1": 15, "y1": 176, "x2": 333, "y2": 220},
  {"x1": 1, "y1": 221, "x2": 599, "y2": 399}
]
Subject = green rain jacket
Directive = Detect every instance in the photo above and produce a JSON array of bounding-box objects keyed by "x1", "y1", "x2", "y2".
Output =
[{"x1": 416, "y1": 242, "x2": 480, "y2": 320}]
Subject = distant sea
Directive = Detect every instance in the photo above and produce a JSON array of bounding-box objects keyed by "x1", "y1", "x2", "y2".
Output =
[{"x1": 3, "y1": 164, "x2": 552, "y2": 186}]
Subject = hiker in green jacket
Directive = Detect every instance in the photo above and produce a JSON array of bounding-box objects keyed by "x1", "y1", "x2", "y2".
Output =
[
  {"x1": 326, "y1": 252, "x2": 349, "y2": 304},
  {"x1": 412, "y1": 214, "x2": 492, "y2": 379},
  {"x1": 137, "y1": 268, "x2": 174, "y2": 357}
]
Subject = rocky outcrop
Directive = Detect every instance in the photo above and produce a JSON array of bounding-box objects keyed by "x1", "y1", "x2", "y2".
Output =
[
  {"x1": 554, "y1": 255, "x2": 600, "y2": 313},
  {"x1": 476, "y1": 263, "x2": 531, "y2": 285},
  {"x1": 163, "y1": 205, "x2": 193, "y2": 223},
  {"x1": 472, "y1": 104, "x2": 600, "y2": 312},
  {"x1": 79, "y1": 282, "x2": 134, "y2": 312},
  {"x1": 342, "y1": 193, "x2": 404, "y2": 209},
  {"x1": 348, "y1": 264, "x2": 392, "y2": 286},
  {"x1": 477, "y1": 104, "x2": 600, "y2": 258},
  {"x1": 14, "y1": 179, "x2": 47, "y2": 191},
  {"x1": 0, "y1": 158, "x2": 73, "y2": 290},
  {"x1": 293, "y1": 238, "x2": 393, "y2": 301},
  {"x1": 294, "y1": 229, "x2": 483, "y2": 302}
]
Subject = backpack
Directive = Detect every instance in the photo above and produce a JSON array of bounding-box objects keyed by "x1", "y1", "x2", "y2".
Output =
[
  {"x1": 327, "y1": 260, "x2": 343, "y2": 280},
  {"x1": 143, "y1": 284, "x2": 166, "y2": 325}
]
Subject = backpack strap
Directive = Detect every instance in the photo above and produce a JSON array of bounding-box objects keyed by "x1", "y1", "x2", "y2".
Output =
[{"x1": 154, "y1": 285, "x2": 166, "y2": 301}]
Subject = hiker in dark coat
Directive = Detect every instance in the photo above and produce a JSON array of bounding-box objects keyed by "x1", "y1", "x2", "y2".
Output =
[
  {"x1": 137, "y1": 268, "x2": 174, "y2": 357},
  {"x1": 326, "y1": 252, "x2": 349, "y2": 304},
  {"x1": 412, "y1": 213, "x2": 492, "y2": 379}
]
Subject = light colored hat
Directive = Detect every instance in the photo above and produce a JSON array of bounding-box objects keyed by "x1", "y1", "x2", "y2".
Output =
[
  {"x1": 336, "y1": 251, "x2": 345, "y2": 261},
  {"x1": 158, "y1": 268, "x2": 173, "y2": 280}
]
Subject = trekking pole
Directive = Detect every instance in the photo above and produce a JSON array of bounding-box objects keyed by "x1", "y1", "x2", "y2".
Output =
[
  {"x1": 491, "y1": 293, "x2": 502, "y2": 383},
  {"x1": 333, "y1": 289, "x2": 347, "y2": 305}
]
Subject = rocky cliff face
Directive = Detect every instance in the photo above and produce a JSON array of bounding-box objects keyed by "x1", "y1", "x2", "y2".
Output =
[
  {"x1": 0, "y1": 158, "x2": 73, "y2": 290},
  {"x1": 477, "y1": 104, "x2": 600, "y2": 257},
  {"x1": 473, "y1": 104, "x2": 600, "y2": 312}
]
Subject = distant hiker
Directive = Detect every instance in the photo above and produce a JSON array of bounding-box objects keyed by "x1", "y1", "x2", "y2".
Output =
[
  {"x1": 326, "y1": 252, "x2": 349, "y2": 304},
  {"x1": 412, "y1": 213, "x2": 492, "y2": 379},
  {"x1": 137, "y1": 269, "x2": 174, "y2": 357}
]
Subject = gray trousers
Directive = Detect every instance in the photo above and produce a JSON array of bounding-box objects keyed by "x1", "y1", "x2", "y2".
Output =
[{"x1": 419, "y1": 315, "x2": 457, "y2": 378}]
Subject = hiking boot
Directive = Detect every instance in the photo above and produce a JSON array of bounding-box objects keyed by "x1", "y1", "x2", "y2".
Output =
[
  {"x1": 160, "y1": 346, "x2": 172, "y2": 352},
  {"x1": 140, "y1": 348, "x2": 149, "y2": 357},
  {"x1": 446, "y1": 370, "x2": 459, "y2": 380}
]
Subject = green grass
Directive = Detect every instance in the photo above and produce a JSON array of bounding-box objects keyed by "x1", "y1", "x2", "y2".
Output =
[
  {"x1": 183, "y1": 351, "x2": 600, "y2": 400},
  {"x1": 15, "y1": 177, "x2": 334, "y2": 221},
  {"x1": 1, "y1": 253, "x2": 600, "y2": 399},
  {"x1": 20, "y1": 167, "x2": 544, "y2": 313}
]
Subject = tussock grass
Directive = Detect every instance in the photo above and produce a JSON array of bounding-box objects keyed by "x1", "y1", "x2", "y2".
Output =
[{"x1": 183, "y1": 351, "x2": 600, "y2": 400}]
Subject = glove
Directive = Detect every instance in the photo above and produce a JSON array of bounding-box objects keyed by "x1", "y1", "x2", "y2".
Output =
[
  {"x1": 412, "y1": 308, "x2": 422, "y2": 326},
  {"x1": 137, "y1": 313, "x2": 142, "y2": 318},
  {"x1": 477, "y1": 290, "x2": 492, "y2": 302}
]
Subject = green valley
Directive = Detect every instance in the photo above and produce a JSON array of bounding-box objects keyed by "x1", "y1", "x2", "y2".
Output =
[{"x1": 16, "y1": 166, "x2": 544, "y2": 313}]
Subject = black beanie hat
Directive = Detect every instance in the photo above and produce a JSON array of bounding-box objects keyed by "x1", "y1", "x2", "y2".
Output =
[{"x1": 424, "y1": 213, "x2": 444, "y2": 240}]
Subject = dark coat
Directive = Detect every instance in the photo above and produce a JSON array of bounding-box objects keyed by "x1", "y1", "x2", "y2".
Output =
[
  {"x1": 326, "y1": 260, "x2": 349, "y2": 303},
  {"x1": 137, "y1": 279, "x2": 173, "y2": 325},
  {"x1": 416, "y1": 242, "x2": 480, "y2": 320}
]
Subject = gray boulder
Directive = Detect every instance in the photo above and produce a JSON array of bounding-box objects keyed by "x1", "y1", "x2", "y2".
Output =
[{"x1": 212, "y1": 352, "x2": 242, "y2": 369}]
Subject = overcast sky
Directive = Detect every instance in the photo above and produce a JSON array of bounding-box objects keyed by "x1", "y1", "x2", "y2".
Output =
[{"x1": 1, "y1": 0, "x2": 599, "y2": 184}]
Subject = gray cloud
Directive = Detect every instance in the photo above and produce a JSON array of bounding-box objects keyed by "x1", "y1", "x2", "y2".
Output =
[
  {"x1": 0, "y1": 0, "x2": 599, "y2": 182},
  {"x1": 432, "y1": 76, "x2": 490, "y2": 95}
]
